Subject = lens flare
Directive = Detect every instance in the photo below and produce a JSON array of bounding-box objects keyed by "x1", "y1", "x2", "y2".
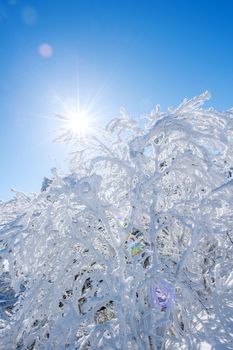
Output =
[
  {"x1": 150, "y1": 280, "x2": 175, "y2": 311},
  {"x1": 117, "y1": 216, "x2": 126, "y2": 228},
  {"x1": 38, "y1": 43, "x2": 53, "y2": 58},
  {"x1": 130, "y1": 242, "x2": 141, "y2": 256},
  {"x1": 125, "y1": 233, "x2": 143, "y2": 257},
  {"x1": 21, "y1": 6, "x2": 37, "y2": 25}
]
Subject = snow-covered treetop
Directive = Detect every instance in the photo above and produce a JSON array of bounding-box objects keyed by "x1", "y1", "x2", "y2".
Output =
[{"x1": 0, "y1": 92, "x2": 233, "y2": 349}]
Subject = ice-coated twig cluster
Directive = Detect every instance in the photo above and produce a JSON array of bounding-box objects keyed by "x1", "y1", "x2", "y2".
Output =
[{"x1": 0, "y1": 92, "x2": 233, "y2": 349}]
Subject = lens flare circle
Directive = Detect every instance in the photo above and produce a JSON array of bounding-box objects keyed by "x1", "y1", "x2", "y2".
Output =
[
  {"x1": 21, "y1": 6, "x2": 37, "y2": 25},
  {"x1": 150, "y1": 280, "x2": 175, "y2": 311},
  {"x1": 38, "y1": 43, "x2": 53, "y2": 58}
]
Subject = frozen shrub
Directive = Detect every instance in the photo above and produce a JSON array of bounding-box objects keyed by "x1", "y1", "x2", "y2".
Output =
[{"x1": 0, "y1": 92, "x2": 233, "y2": 349}]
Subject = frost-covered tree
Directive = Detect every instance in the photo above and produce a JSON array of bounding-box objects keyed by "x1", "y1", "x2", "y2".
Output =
[{"x1": 0, "y1": 92, "x2": 233, "y2": 349}]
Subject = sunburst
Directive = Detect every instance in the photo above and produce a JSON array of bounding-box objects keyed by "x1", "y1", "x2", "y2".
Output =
[{"x1": 65, "y1": 110, "x2": 90, "y2": 138}]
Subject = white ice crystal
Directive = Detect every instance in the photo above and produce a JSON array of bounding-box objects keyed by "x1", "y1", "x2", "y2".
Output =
[{"x1": 0, "y1": 92, "x2": 233, "y2": 349}]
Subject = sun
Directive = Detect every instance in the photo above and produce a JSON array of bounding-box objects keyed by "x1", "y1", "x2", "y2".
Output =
[
  {"x1": 53, "y1": 90, "x2": 104, "y2": 142},
  {"x1": 67, "y1": 111, "x2": 90, "y2": 137},
  {"x1": 55, "y1": 108, "x2": 92, "y2": 140}
]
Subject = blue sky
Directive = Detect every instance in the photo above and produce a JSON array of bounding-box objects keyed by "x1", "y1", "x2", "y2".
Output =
[{"x1": 0, "y1": 0, "x2": 233, "y2": 201}]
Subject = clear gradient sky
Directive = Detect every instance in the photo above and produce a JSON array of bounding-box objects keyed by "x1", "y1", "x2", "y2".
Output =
[{"x1": 0, "y1": 0, "x2": 233, "y2": 201}]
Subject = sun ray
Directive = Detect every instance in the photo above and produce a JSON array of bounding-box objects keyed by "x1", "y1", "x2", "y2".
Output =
[{"x1": 51, "y1": 77, "x2": 113, "y2": 142}]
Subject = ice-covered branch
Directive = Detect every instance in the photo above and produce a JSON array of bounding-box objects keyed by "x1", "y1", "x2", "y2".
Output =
[{"x1": 0, "y1": 93, "x2": 233, "y2": 349}]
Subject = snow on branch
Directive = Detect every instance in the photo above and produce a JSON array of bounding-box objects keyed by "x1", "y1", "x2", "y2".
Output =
[{"x1": 0, "y1": 93, "x2": 233, "y2": 349}]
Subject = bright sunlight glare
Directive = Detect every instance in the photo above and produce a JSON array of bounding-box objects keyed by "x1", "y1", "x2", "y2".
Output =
[
  {"x1": 55, "y1": 104, "x2": 94, "y2": 141},
  {"x1": 68, "y1": 112, "x2": 90, "y2": 136},
  {"x1": 53, "y1": 89, "x2": 106, "y2": 143}
]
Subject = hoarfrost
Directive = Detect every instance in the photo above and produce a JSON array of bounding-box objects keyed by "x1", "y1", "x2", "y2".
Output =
[{"x1": 0, "y1": 92, "x2": 233, "y2": 349}]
